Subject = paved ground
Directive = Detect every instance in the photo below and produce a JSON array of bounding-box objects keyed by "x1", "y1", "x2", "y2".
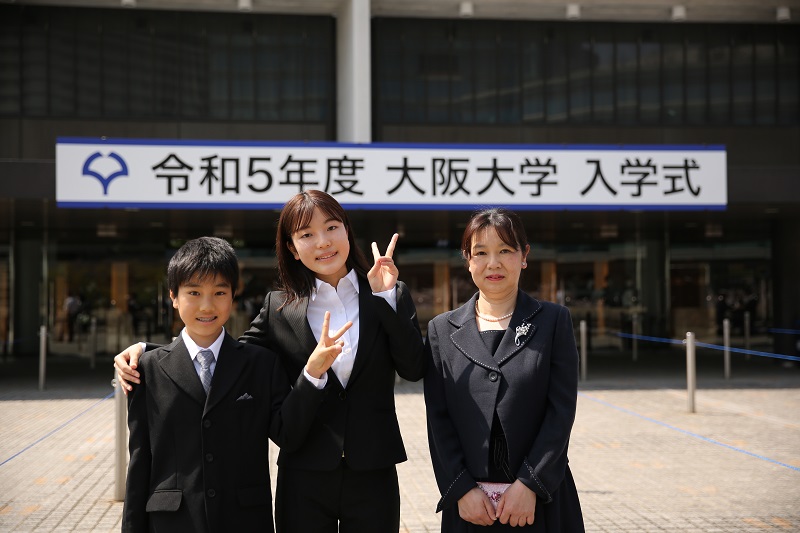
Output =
[{"x1": 1, "y1": 346, "x2": 799, "y2": 532}]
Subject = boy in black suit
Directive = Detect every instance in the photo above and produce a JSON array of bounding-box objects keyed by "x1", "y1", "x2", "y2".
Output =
[{"x1": 122, "y1": 237, "x2": 349, "y2": 533}]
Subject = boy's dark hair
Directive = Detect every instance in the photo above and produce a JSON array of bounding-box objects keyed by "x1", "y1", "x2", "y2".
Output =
[{"x1": 167, "y1": 237, "x2": 239, "y2": 297}]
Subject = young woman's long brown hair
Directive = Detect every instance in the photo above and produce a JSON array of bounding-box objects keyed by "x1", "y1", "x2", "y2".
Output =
[{"x1": 275, "y1": 190, "x2": 370, "y2": 306}]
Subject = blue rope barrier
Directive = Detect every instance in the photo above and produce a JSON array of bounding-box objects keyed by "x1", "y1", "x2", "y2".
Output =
[
  {"x1": 580, "y1": 392, "x2": 800, "y2": 473},
  {"x1": 0, "y1": 391, "x2": 115, "y2": 468},
  {"x1": 768, "y1": 328, "x2": 800, "y2": 335},
  {"x1": 693, "y1": 341, "x2": 800, "y2": 362},
  {"x1": 612, "y1": 332, "x2": 800, "y2": 362},
  {"x1": 615, "y1": 332, "x2": 684, "y2": 345}
]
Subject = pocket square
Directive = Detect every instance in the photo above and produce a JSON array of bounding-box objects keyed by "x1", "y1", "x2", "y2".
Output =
[{"x1": 236, "y1": 393, "x2": 253, "y2": 401}]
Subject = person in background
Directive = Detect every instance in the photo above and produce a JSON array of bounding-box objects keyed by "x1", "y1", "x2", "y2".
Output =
[
  {"x1": 424, "y1": 208, "x2": 584, "y2": 532},
  {"x1": 63, "y1": 292, "x2": 81, "y2": 342}
]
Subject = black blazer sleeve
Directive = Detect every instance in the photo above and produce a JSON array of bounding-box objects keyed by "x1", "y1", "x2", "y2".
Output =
[
  {"x1": 515, "y1": 305, "x2": 579, "y2": 503},
  {"x1": 423, "y1": 317, "x2": 478, "y2": 512},
  {"x1": 372, "y1": 280, "x2": 426, "y2": 382},
  {"x1": 122, "y1": 363, "x2": 151, "y2": 533},
  {"x1": 268, "y1": 351, "x2": 328, "y2": 452},
  {"x1": 238, "y1": 291, "x2": 276, "y2": 351}
]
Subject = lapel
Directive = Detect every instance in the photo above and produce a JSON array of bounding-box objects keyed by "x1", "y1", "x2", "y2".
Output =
[
  {"x1": 493, "y1": 292, "x2": 542, "y2": 366},
  {"x1": 204, "y1": 333, "x2": 247, "y2": 415},
  {"x1": 449, "y1": 294, "x2": 500, "y2": 372},
  {"x1": 281, "y1": 294, "x2": 317, "y2": 353},
  {"x1": 156, "y1": 337, "x2": 206, "y2": 407},
  {"x1": 280, "y1": 292, "x2": 342, "y2": 389},
  {"x1": 346, "y1": 276, "x2": 379, "y2": 389},
  {"x1": 449, "y1": 291, "x2": 543, "y2": 370}
]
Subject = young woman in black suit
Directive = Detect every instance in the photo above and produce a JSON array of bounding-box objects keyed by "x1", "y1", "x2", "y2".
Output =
[
  {"x1": 115, "y1": 190, "x2": 426, "y2": 532},
  {"x1": 424, "y1": 208, "x2": 584, "y2": 532}
]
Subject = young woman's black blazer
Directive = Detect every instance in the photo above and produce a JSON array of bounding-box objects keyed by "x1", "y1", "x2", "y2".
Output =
[{"x1": 240, "y1": 277, "x2": 426, "y2": 471}]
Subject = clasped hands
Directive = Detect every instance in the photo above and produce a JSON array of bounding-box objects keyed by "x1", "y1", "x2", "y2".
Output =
[{"x1": 458, "y1": 480, "x2": 537, "y2": 527}]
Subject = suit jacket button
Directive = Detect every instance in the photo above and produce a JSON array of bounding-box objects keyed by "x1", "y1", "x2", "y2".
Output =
[
  {"x1": 489, "y1": 371, "x2": 498, "y2": 382},
  {"x1": 207, "y1": 489, "x2": 216, "y2": 498},
  {"x1": 203, "y1": 420, "x2": 212, "y2": 429},
  {"x1": 205, "y1": 453, "x2": 214, "y2": 462},
  {"x1": 339, "y1": 390, "x2": 347, "y2": 400}
]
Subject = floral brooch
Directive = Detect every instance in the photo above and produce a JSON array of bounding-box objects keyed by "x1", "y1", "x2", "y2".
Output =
[{"x1": 514, "y1": 322, "x2": 531, "y2": 346}]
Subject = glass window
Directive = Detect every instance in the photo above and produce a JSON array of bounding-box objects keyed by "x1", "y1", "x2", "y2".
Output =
[
  {"x1": 474, "y1": 25, "x2": 498, "y2": 123},
  {"x1": 151, "y1": 14, "x2": 180, "y2": 118},
  {"x1": 777, "y1": 26, "x2": 798, "y2": 125},
  {"x1": 731, "y1": 25, "x2": 754, "y2": 125},
  {"x1": 685, "y1": 26, "x2": 707, "y2": 125},
  {"x1": 103, "y1": 12, "x2": 130, "y2": 117},
  {"x1": 255, "y1": 27, "x2": 281, "y2": 121},
  {"x1": 280, "y1": 28, "x2": 305, "y2": 122},
  {"x1": 521, "y1": 29, "x2": 544, "y2": 123},
  {"x1": 615, "y1": 26, "x2": 638, "y2": 125},
  {"x1": 569, "y1": 25, "x2": 593, "y2": 123},
  {"x1": 2, "y1": 6, "x2": 335, "y2": 125},
  {"x1": 592, "y1": 27, "x2": 615, "y2": 123},
  {"x1": 639, "y1": 26, "x2": 661, "y2": 124},
  {"x1": 424, "y1": 22, "x2": 453, "y2": 123},
  {"x1": 753, "y1": 27, "x2": 776, "y2": 125},
  {"x1": 73, "y1": 14, "x2": 102, "y2": 118},
  {"x1": 208, "y1": 27, "x2": 230, "y2": 120},
  {"x1": 128, "y1": 14, "x2": 155, "y2": 118},
  {"x1": 22, "y1": 10, "x2": 48, "y2": 116},
  {"x1": 545, "y1": 25, "x2": 567, "y2": 123},
  {"x1": 662, "y1": 26, "x2": 684, "y2": 124},
  {"x1": 452, "y1": 22, "x2": 475, "y2": 123},
  {"x1": 497, "y1": 30, "x2": 520, "y2": 124},
  {"x1": 401, "y1": 24, "x2": 425, "y2": 123},
  {"x1": 230, "y1": 21, "x2": 255, "y2": 121},
  {"x1": 48, "y1": 11, "x2": 75, "y2": 117},
  {"x1": 708, "y1": 26, "x2": 731, "y2": 124},
  {"x1": 0, "y1": 10, "x2": 20, "y2": 115},
  {"x1": 306, "y1": 19, "x2": 334, "y2": 122},
  {"x1": 180, "y1": 14, "x2": 209, "y2": 119}
]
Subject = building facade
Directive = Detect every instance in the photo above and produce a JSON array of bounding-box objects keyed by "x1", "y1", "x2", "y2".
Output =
[{"x1": 1, "y1": 0, "x2": 799, "y2": 360}]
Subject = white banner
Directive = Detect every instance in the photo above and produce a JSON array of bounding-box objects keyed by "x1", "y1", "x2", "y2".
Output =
[{"x1": 56, "y1": 138, "x2": 727, "y2": 210}]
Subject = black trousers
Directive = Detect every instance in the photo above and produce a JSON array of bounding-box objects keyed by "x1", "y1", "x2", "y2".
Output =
[{"x1": 275, "y1": 462, "x2": 400, "y2": 533}]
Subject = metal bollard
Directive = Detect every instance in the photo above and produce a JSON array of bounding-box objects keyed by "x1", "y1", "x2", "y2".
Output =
[
  {"x1": 580, "y1": 320, "x2": 587, "y2": 381},
  {"x1": 686, "y1": 331, "x2": 696, "y2": 413},
  {"x1": 744, "y1": 311, "x2": 751, "y2": 358},
  {"x1": 38, "y1": 325, "x2": 47, "y2": 391},
  {"x1": 723, "y1": 318, "x2": 730, "y2": 380},
  {"x1": 88, "y1": 317, "x2": 98, "y2": 369},
  {"x1": 114, "y1": 374, "x2": 128, "y2": 501}
]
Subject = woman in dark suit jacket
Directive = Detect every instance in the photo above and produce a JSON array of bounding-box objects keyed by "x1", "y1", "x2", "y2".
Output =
[
  {"x1": 424, "y1": 208, "x2": 584, "y2": 532},
  {"x1": 116, "y1": 190, "x2": 426, "y2": 532}
]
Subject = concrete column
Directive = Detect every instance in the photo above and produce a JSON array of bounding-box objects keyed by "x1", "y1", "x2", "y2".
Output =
[
  {"x1": 337, "y1": 0, "x2": 371, "y2": 143},
  {"x1": 772, "y1": 218, "x2": 800, "y2": 355}
]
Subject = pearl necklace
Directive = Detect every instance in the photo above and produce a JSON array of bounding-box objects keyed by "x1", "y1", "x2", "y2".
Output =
[{"x1": 475, "y1": 301, "x2": 514, "y2": 322}]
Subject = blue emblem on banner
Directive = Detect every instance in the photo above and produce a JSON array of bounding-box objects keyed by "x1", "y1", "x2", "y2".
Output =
[{"x1": 82, "y1": 152, "x2": 129, "y2": 195}]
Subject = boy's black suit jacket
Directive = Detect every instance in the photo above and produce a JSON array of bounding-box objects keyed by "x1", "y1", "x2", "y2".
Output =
[
  {"x1": 240, "y1": 278, "x2": 426, "y2": 471},
  {"x1": 122, "y1": 333, "x2": 323, "y2": 533}
]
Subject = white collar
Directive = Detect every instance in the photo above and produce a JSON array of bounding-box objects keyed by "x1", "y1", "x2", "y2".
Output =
[
  {"x1": 181, "y1": 327, "x2": 226, "y2": 360},
  {"x1": 311, "y1": 269, "x2": 360, "y2": 301}
]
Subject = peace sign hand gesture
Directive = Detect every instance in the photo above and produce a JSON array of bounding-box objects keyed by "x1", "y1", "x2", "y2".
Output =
[
  {"x1": 368, "y1": 233, "x2": 399, "y2": 293},
  {"x1": 305, "y1": 311, "x2": 353, "y2": 379}
]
